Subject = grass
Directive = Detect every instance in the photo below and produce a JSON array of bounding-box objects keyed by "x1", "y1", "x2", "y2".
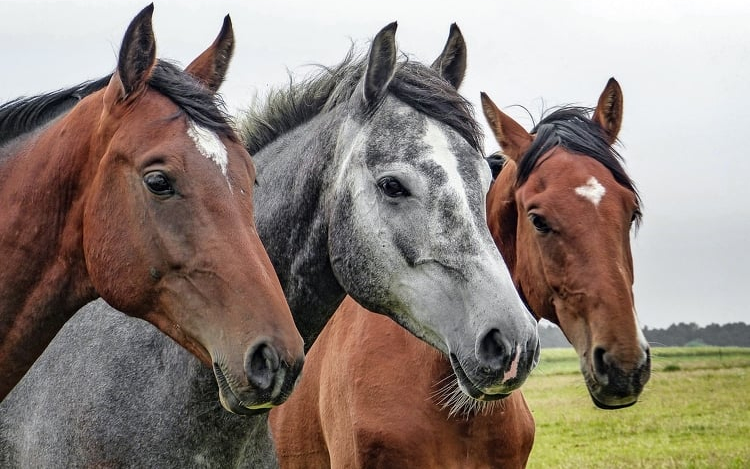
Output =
[{"x1": 524, "y1": 347, "x2": 750, "y2": 468}]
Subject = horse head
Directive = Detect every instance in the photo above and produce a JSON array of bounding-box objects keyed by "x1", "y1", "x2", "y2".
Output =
[
  {"x1": 326, "y1": 23, "x2": 539, "y2": 400},
  {"x1": 80, "y1": 6, "x2": 304, "y2": 413},
  {"x1": 482, "y1": 79, "x2": 650, "y2": 408}
]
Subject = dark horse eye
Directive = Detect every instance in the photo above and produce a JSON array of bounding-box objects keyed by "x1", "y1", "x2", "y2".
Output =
[
  {"x1": 378, "y1": 176, "x2": 409, "y2": 198},
  {"x1": 529, "y1": 213, "x2": 551, "y2": 234},
  {"x1": 143, "y1": 171, "x2": 174, "y2": 197}
]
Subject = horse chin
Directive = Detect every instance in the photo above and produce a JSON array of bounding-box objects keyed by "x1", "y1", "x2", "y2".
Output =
[
  {"x1": 589, "y1": 392, "x2": 637, "y2": 410},
  {"x1": 213, "y1": 363, "x2": 274, "y2": 416},
  {"x1": 449, "y1": 353, "x2": 511, "y2": 402},
  {"x1": 583, "y1": 369, "x2": 640, "y2": 410}
]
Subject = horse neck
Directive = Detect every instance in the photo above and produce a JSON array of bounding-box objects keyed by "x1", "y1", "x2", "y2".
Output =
[
  {"x1": 0, "y1": 95, "x2": 102, "y2": 396},
  {"x1": 490, "y1": 159, "x2": 564, "y2": 325},
  {"x1": 252, "y1": 113, "x2": 347, "y2": 349},
  {"x1": 488, "y1": 160, "x2": 520, "y2": 277}
]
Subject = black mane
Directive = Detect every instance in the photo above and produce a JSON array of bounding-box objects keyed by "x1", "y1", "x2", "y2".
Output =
[
  {"x1": 516, "y1": 107, "x2": 642, "y2": 224},
  {"x1": 238, "y1": 49, "x2": 483, "y2": 155},
  {"x1": 0, "y1": 76, "x2": 110, "y2": 146},
  {"x1": 0, "y1": 61, "x2": 235, "y2": 147}
]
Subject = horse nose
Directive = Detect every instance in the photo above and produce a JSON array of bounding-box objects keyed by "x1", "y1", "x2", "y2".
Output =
[
  {"x1": 592, "y1": 346, "x2": 610, "y2": 385},
  {"x1": 529, "y1": 335, "x2": 541, "y2": 368},
  {"x1": 592, "y1": 344, "x2": 651, "y2": 388},
  {"x1": 245, "y1": 340, "x2": 281, "y2": 391},
  {"x1": 477, "y1": 328, "x2": 511, "y2": 372}
]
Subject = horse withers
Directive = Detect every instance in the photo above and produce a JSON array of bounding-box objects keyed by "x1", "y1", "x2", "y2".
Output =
[
  {"x1": 269, "y1": 78, "x2": 649, "y2": 468},
  {"x1": 0, "y1": 5, "x2": 303, "y2": 411}
]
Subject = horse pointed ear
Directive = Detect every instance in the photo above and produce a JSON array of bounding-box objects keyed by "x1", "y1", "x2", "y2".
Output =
[
  {"x1": 431, "y1": 23, "x2": 467, "y2": 89},
  {"x1": 485, "y1": 151, "x2": 506, "y2": 181},
  {"x1": 481, "y1": 92, "x2": 532, "y2": 162},
  {"x1": 592, "y1": 77, "x2": 623, "y2": 145},
  {"x1": 185, "y1": 15, "x2": 235, "y2": 93},
  {"x1": 111, "y1": 4, "x2": 157, "y2": 100},
  {"x1": 363, "y1": 22, "x2": 398, "y2": 107}
]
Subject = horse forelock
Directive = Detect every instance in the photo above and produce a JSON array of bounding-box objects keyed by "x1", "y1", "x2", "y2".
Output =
[
  {"x1": 517, "y1": 106, "x2": 642, "y2": 226},
  {"x1": 148, "y1": 61, "x2": 237, "y2": 143},
  {"x1": 238, "y1": 48, "x2": 483, "y2": 156}
]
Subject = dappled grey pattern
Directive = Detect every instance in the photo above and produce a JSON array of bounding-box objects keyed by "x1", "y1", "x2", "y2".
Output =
[{"x1": 0, "y1": 301, "x2": 278, "y2": 469}]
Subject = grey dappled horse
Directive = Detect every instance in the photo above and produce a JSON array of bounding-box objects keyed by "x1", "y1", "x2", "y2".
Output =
[{"x1": 0, "y1": 23, "x2": 539, "y2": 467}]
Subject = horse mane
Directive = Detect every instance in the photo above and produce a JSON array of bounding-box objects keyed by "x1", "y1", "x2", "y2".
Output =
[
  {"x1": 0, "y1": 76, "x2": 111, "y2": 146},
  {"x1": 0, "y1": 61, "x2": 236, "y2": 147},
  {"x1": 238, "y1": 48, "x2": 483, "y2": 155},
  {"x1": 517, "y1": 106, "x2": 642, "y2": 225}
]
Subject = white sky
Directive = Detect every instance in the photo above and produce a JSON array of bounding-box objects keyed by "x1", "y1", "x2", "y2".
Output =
[{"x1": 2, "y1": 0, "x2": 748, "y2": 328}]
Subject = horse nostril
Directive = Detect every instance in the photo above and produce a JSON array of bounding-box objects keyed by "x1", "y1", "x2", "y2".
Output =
[
  {"x1": 593, "y1": 346, "x2": 609, "y2": 378},
  {"x1": 478, "y1": 328, "x2": 509, "y2": 372},
  {"x1": 245, "y1": 342, "x2": 281, "y2": 391}
]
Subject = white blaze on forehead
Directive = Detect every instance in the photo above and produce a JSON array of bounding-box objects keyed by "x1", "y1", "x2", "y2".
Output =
[
  {"x1": 187, "y1": 120, "x2": 229, "y2": 178},
  {"x1": 575, "y1": 176, "x2": 606, "y2": 206},
  {"x1": 423, "y1": 121, "x2": 473, "y2": 216}
]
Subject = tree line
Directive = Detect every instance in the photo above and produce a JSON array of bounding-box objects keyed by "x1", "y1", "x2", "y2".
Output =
[{"x1": 538, "y1": 321, "x2": 750, "y2": 348}]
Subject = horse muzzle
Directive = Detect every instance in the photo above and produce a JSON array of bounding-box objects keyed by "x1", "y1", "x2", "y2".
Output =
[
  {"x1": 212, "y1": 341, "x2": 305, "y2": 415},
  {"x1": 584, "y1": 345, "x2": 651, "y2": 409}
]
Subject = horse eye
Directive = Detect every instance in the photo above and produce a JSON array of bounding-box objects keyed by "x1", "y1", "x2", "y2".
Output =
[
  {"x1": 144, "y1": 171, "x2": 174, "y2": 197},
  {"x1": 529, "y1": 213, "x2": 551, "y2": 234},
  {"x1": 378, "y1": 176, "x2": 409, "y2": 198}
]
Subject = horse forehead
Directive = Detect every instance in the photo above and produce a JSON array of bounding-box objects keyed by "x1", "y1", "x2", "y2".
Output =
[
  {"x1": 120, "y1": 91, "x2": 232, "y2": 179},
  {"x1": 532, "y1": 151, "x2": 615, "y2": 198},
  {"x1": 186, "y1": 120, "x2": 229, "y2": 178},
  {"x1": 419, "y1": 120, "x2": 482, "y2": 192}
]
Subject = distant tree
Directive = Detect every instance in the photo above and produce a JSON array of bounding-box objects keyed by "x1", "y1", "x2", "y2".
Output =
[
  {"x1": 540, "y1": 321, "x2": 749, "y2": 348},
  {"x1": 643, "y1": 322, "x2": 750, "y2": 347}
]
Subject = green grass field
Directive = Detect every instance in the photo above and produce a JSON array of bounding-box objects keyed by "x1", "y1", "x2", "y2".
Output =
[{"x1": 524, "y1": 347, "x2": 750, "y2": 468}]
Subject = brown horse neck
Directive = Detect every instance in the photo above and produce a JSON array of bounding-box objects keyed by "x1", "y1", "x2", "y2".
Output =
[
  {"x1": 0, "y1": 96, "x2": 103, "y2": 399},
  {"x1": 487, "y1": 161, "x2": 519, "y2": 280},
  {"x1": 487, "y1": 161, "x2": 560, "y2": 325}
]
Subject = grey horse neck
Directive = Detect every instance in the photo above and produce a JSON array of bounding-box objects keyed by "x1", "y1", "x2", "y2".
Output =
[{"x1": 251, "y1": 107, "x2": 348, "y2": 348}]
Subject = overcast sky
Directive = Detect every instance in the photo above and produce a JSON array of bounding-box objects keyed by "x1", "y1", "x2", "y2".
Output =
[{"x1": 2, "y1": 0, "x2": 748, "y2": 328}]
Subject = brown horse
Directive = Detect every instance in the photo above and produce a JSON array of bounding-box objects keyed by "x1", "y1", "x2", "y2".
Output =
[
  {"x1": 269, "y1": 78, "x2": 650, "y2": 467},
  {"x1": 0, "y1": 5, "x2": 304, "y2": 411}
]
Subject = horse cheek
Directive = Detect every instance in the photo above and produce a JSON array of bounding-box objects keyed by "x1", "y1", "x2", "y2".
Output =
[{"x1": 82, "y1": 178, "x2": 154, "y2": 315}]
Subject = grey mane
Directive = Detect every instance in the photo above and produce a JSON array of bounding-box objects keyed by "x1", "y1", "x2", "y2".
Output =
[{"x1": 238, "y1": 48, "x2": 483, "y2": 155}]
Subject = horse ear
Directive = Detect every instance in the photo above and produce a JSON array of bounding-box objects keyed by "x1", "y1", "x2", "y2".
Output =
[
  {"x1": 480, "y1": 92, "x2": 532, "y2": 162},
  {"x1": 592, "y1": 77, "x2": 623, "y2": 145},
  {"x1": 363, "y1": 22, "x2": 398, "y2": 107},
  {"x1": 110, "y1": 4, "x2": 157, "y2": 100},
  {"x1": 185, "y1": 15, "x2": 235, "y2": 93},
  {"x1": 485, "y1": 151, "x2": 506, "y2": 181},
  {"x1": 431, "y1": 23, "x2": 467, "y2": 89}
]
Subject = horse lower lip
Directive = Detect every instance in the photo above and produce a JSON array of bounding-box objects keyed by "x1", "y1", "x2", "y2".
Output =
[
  {"x1": 588, "y1": 389, "x2": 637, "y2": 410},
  {"x1": 213, "y1": 363, "x2": 272, "y2": 415},
  {"x1": 449, "y1": 354, "x2": 510, "y2": 401}
]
